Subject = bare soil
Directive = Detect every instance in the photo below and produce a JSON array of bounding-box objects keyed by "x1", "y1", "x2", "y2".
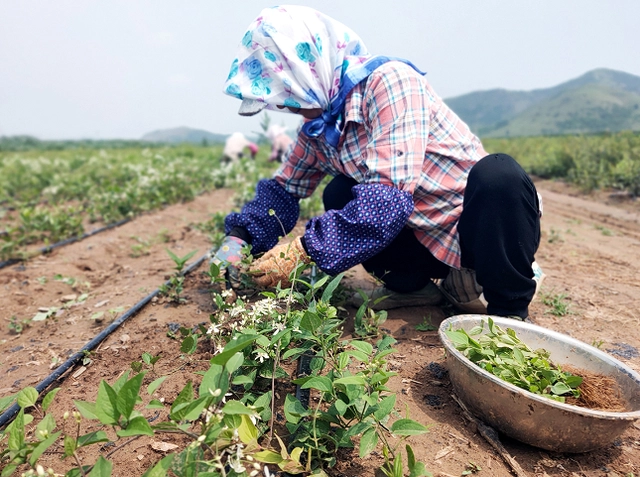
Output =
[{"x1": 1, "y1": 180, "x2": 640, "y2": 477}]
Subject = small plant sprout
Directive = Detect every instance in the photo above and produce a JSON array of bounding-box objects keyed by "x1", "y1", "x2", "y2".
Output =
[
  {"x1": 8, "y1": 315, "x2": 31, "y2": 334},
  {"x1": 547, "y1": 227, "x2": 563, "y2": 243},
  {"x1": 131, "y1": 351, "x2": 161, "y2": 373},
  {"x1": 462, "y1": 461, "x2": 482, "y2": 475},
  {"x1": 159, "y1": 249, "x2": 197, "y2": 303},
  {"x1": 166, "y1": 248, "x2": 197, "y2": 272},
  {"x1": 81, "y1": 350, "x2": 94, "y2": 366},
  {"x1": 32, "y1": 307, "x2": 58, "y2": 322},
  {"x1": 594, "y1": 224, "x2": 613, "y2": 236},
  {"x1": 416, "y1": 315, "x2": 437, "y2": 332},
  {"x1": 353, "y1": 291, "x2": 388, "y2": 337},
  {"x1": 541, "y1": 290, "x2": 572, "y2": 317}
]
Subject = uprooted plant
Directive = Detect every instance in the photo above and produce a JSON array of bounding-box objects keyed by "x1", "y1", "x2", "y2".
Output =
[{"x1": 445, "y1": 317, "x2": 583, "y2": 403}]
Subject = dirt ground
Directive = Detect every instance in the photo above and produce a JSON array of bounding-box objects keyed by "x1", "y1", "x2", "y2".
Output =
[{"x1": 1, "y1": 180, "x2": 640, "y2": 477}]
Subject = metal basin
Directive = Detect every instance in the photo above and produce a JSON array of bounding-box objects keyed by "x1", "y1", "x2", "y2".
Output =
[{"x1": 438, "y1": 315, "x2": 640, "y2": 453}]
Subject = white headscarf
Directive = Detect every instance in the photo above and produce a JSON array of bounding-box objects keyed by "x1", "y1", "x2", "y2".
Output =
[{"x1": 223, "y1": 5, "x2": 370, "y2": 113}]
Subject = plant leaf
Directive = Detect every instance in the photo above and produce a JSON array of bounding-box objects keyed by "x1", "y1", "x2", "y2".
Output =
[
  {"x1": 29, "y1": 431, "x2": 62, "y2": 466},
  {"x1": 17, "y1": 387, "x2": 38, "y2": 409},
  {"x1": 390, "y1": 418, "x2": 430, "y2": 436},
  {"x1": 147, "y1": 376, "x2": 168, "y2": 395},
  {"x1": 141, "y1": 454, "x2": 174, "y2": 477},
  {"x1": 117, "y1": 416, "x2": 154, "y2": 437},
  {"x1": 359, "y1": 428, "x2": 378, "y2": 458},
  {"x1": 301, "y1": 376, "x2": 333, "y2": 393},
  {"x1": 77, "y1": 431, "x2": 110, "y2": 448},
  {"x1": 88, "y1": 456, "x2": 113, "y2": 477},
  {"x1": 74, "y1": 400, "x2": 98, "y2": 420},
  {"x1": 117, "y1": 372, "x2": 145, "y2": 420},
  {"x1": 42, "y1": 388, "x2": 60, "y2": 412}
]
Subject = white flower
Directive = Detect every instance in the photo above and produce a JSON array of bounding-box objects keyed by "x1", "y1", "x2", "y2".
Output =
[
  {"x1": 253, "y1": 349, "x2": 269, "y2": 363},
  {"x1": 207, "y1": 323, "x2": 222, "y2": 335}
]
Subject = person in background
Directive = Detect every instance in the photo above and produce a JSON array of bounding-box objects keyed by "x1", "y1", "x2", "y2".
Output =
[
  {"x1": 222, "y1": 131, "x2": 259, "y2": 163},
  {"x1": 265, "y1": 124, "x2": 294, "y2": 162},
  {"x1": 213, "y1": 5, "x2": 543, "y2": 320}
]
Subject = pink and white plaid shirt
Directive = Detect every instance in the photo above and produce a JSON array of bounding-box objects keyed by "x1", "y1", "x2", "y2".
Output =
[{"x1": 274, "y1": 62, "x2": 487, "y2": 268}]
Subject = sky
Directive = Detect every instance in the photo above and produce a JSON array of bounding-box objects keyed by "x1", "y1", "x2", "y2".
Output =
[{"x1": 1, "y1": 1, "x2": 639, "y2": 140}]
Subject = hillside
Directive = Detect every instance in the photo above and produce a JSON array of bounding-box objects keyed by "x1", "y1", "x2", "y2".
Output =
[
  {"x1": 141, "y1": 126, "x2": 227, "y2": 144},
  {"x1": 445, "y1": 68, "x2": 640, "y2": 137}
]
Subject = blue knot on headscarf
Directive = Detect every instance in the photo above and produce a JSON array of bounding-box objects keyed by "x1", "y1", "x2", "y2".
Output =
[{"x1": 300, "y1": 56, "x2": 424, "y2": 148}]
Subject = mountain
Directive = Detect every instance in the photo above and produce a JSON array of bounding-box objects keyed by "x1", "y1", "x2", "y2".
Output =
[
  {"x1": 141, "y1": 126, "x2": 227, "y2": 144},
  {"x1": 445, "y1": 68, "x2": 640, "y2": 137}
]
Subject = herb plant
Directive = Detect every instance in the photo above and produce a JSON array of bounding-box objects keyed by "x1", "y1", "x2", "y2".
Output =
[{"x1": 445, "y1": 317, "x2": 583, "y2": 403}]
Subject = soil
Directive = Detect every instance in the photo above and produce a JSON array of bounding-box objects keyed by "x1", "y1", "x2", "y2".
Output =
[{"x1": 1, "y1": 179, "x2": 640, "y2": 477}]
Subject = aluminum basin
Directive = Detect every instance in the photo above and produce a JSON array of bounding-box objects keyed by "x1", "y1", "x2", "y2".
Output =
[{"x1": 438, "y1": 315, "x2": 640, "y2": 453}]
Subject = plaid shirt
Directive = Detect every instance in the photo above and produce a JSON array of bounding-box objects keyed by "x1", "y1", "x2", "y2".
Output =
[{"x1": 274, "y1": 61, "x2": 487, "y2": 269}]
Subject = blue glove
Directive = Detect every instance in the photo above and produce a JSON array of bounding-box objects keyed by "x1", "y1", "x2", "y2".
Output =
[{"x1": 210, "y1": 236, "x2": 247, "y2": 288}]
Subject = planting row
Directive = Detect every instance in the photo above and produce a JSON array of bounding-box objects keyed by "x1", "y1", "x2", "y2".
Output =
[
  {"x1": 0, "y1": 146, "x2": 278, "y2": 261},
  {"x1": 0, "y1": 254, "x2": 432, "y2": 477}
]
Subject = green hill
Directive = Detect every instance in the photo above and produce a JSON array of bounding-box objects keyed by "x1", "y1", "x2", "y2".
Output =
[
  {"x1": 141, "y1": 126, "x2": 227, "y2": 144},
  {"x1": 445, "y1": 68, "x2": 640, "y2": 137}
]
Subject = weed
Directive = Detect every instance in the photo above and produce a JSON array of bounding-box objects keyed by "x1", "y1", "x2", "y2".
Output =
[
  {"x1": 81, "y1": 350, "x2": 94, "y2": 366},
  {"x1": 594, "y1": 224, "x2": 613, "y2": 236},
  {"x1": 416, "y1": 315, "x2": 437, "y2": 332},
  {"x1": 129, "y1": 235, "x2": 152, "y2": 257},
  {"x1": 462, "y1": 461, "x2": 482, "y2": 475},
  {"x1": 32, "y1": 307, "x2": 58, "y2": 322},
  {"x1": 131, "y1": 351, "x2": 161, "y2": 373},
  {"x1": 91, "y1": 306, "x2": 125, "y2": 323},
  {"x1": 547, "y1": 227, "x2": 563, "y2": 243},
  {"x1": 541, "y1": 290, "x2": 572, "y2": 317},
  {"x1": 354, "y1": 298, "x2": 388, "y2": 338},
  {"x1": 591, "y1": 339, "x2": 605, "y2": 349},
  {"x1": 8, "y1": 316, "x2": 30, "y2": 334}
]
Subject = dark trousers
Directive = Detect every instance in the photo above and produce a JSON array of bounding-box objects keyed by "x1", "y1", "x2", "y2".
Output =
[{"x1": 322, "y1": 154, "x2": 541, "y2": 318}]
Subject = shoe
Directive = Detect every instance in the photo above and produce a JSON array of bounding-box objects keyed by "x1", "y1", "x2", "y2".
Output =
[
  {"x1": 348, "y1": 280, "x2": 443, "y2": 310},
  {"x1": 439, "y1": 261, "x2": 546, "y2": 314}
]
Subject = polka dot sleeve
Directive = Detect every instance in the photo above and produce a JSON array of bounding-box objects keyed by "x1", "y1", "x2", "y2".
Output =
[
  {"x1": 304, "y1": 182, "x2": 414, "y2": 275},
  {"x1": 224, "y1": 179, "x2": 300, "y2": 254}
]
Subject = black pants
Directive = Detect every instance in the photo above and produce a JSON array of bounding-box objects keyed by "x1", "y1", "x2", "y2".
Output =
[{"x1": 322, "y1": 154, "x2": 541, "y2": 318}]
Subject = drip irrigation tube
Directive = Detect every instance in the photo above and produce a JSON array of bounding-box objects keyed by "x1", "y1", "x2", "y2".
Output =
[
  {"x1": 0, "y1": 218, "x2": 131, "y2": 270},
  {"x1": 0, "y1": 251, "x2": 208, "y2": 429},
  {"x1": 295, "y1": 266, "x2": 316, "y2": 411}
]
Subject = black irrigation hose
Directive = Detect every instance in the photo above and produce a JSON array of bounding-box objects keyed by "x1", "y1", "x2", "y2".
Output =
[
  {"x1": 0, "y1": 218, "x2": 132, "y2": 270},
  {"x1": 0, "y1": 252, "x2": 209, "y2": 429}
]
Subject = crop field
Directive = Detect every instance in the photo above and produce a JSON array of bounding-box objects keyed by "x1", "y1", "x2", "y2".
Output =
[
  {"x1": 484, "y1": 130, "x2": 640, "y2": 195},
  {"x1": 0, "y1": 136, "x2": 640, "y2": 477},
  {"x1": 0, "y1": 145, "x2": 282, "y2": 264}
]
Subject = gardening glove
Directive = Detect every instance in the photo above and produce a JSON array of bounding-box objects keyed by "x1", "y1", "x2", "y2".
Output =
[
  {"x1": 250, "y1": 236, "x2": 311, "y2": 288},
  {"x1": 210, "y1": 236, "x2": 247, "y2": 288}
]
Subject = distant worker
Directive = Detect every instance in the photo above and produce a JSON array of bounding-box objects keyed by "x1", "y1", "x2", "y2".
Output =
[
  {"x1": 265, "y1": 125, "x2": 293, "y2": 163},
  {"x1": 223, "y1": 132, "x2": 259, "y2": 163}
]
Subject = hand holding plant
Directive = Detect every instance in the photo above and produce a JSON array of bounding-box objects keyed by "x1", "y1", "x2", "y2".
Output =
[{"x1": 250, "y1": 236, "x2": 310, "y2": 288}]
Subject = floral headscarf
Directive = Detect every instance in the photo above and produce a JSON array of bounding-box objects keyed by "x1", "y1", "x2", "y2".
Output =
[
  {"x1": 223, "y1": 5, "x2": 369, "y2": 113},
  {"x1": 223, "y1": 5, "x2": 423, "y2": 147}
]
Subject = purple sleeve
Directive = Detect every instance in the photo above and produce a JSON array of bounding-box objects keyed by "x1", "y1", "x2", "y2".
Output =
[
  {"x1": 225, "y1": 179, "x2": 300, "y2": 254},
  {"x1": 303, "y1": 183, "x2": 414, "y2": 275}
]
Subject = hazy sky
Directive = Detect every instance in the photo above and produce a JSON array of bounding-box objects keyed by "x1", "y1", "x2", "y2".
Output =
[{"x1": 1, "y1": 1, "x2": 639, "y2": 140}]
